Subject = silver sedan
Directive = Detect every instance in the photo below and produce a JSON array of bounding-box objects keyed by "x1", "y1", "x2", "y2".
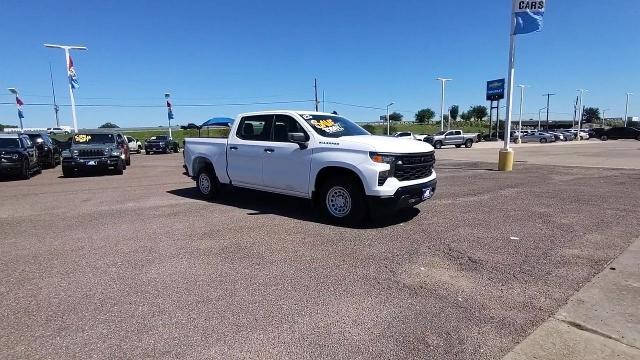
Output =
[{"x1": 517, "y1": 132, "x2": 555, "y2": 143}]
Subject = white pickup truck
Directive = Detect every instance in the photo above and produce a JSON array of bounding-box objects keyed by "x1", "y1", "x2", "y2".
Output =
[{"x1": 183, "y1": 111, "x2": 437, "y2": 224}]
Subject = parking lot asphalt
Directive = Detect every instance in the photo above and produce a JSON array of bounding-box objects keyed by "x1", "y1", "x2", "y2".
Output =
[{"x1": 1, "y1": 143, "x2": 640, "y2": 359}]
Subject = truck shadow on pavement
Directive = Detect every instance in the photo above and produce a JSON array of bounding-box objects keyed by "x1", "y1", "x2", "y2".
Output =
[{"x1": 167, "y1": 187, "x2": 420, "y2": 229}]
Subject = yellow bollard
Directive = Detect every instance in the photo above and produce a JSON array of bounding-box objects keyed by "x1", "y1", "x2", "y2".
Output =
[{"x1": 498, "y1": 149, "x2": 514, "y2": 171}]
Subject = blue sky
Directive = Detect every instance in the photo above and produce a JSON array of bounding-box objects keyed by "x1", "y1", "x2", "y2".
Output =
[{"x1": 1, "y1": 0, "x2": 638, "y2": 128}]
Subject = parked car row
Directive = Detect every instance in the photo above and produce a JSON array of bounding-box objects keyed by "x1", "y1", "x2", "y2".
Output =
[{"x1": 0, "y1": 133, "x2": 45, "y2": 179}]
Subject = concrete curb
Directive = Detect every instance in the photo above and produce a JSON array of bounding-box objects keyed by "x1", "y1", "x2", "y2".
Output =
[{"x1": 504, "y1": 237, "x2": 640, "y2": 359}]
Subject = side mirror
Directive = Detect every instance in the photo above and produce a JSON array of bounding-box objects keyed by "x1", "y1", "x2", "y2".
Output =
[{"x1": 288, "y1": 133, "x2": 308, "y2": 149}]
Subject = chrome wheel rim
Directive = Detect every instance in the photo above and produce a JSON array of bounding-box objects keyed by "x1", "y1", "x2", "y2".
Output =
[
  {"x1": 326, "y1": 186, "x2": 351, "y2": 218},
  {"x1": 198, "y1": 173, "x2": 211, "y2": 194}
]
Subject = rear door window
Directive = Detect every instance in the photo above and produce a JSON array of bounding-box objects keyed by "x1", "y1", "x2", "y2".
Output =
[{"x1": 236, "y1": 115, "x2": 273, "y2": 141}]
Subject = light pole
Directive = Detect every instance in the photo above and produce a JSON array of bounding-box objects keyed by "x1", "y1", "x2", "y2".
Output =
[
  {"x1": 576, "y1": 89, "x2": 588, "y2": 141},
  {"x1": 386, "y1": 102, "x2": 394, "y2": 136},
  {"x1": 165, "y1": 93, "x2": 173, "y2": 139},
  {"x1": 624, "y1": 93, "x2": 633, "y2": 126},
  {"x1": 436, "y1": 78, "x2": 452, "y2": 131},
  {"x1": 44, "y1": 43, "x2": 87, "y2": 132},
  {"x1": 516, "y1": 85, "x2": 529, "y2": 143},
  {"x1": 8, "y1": 88, "x2": 24, "y2": 130},
  {"x1": 538, "y1": 107, "x2": 547, "y2": 130},
  {"x1": 601, "y1": 108, "x2": 610, "y2": 127}
]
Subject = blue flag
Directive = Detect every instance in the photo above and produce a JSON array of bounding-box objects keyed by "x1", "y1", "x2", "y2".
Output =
[
  {"x1": 513, "y1": 0, "x2": 546, "y2": 35},
  {"x1": 18, "y1": 109, "x2": 24, "y2": 119}
]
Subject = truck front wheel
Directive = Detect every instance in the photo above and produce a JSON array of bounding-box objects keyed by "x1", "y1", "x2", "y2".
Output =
[
  {"x1": 196, "y1": 167, "x2": 218, "y2": 199},
  {"x1": 433, "y1": 141, "x2": 443, "y2": 149},
  {"x1": 319, "y1": 176, "x2": 366, "y2": 225}
]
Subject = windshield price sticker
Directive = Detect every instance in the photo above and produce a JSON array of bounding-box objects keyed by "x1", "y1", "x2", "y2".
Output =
[
  {"x1": 310, "y1": 119, "x2": 344, "y2": 134},
  {"x1": 74, "y1": 134, "x2": 92, "y2": 143}
]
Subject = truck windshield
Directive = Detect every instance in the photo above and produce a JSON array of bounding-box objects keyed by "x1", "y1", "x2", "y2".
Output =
[
  {"x1": 299, "y1": 114, "x2": 369, "y2": 138},
  {"x1": 0, "y1": 138, "x2": 20, "y2": 148},
  {"x1": 150, "y1": 136, "x2": 169, "y2": 141},
  {"x1": 73, "y1": 133, "x2": 115, "y2": 144},
  {"x1": 435, "y1": 131, "x2": 447, "y2": 136}
]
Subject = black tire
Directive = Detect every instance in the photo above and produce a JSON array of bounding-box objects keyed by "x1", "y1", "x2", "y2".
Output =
[
  {"x1": 126, "y1": 156, "x2": 131, "y2": 166},
  {"x1": 540, "y1": 138, "x2": 547, "y2": 144},
  {"x1": 21, "y1": 160, "x2": 31, "y2": 180},
  {"x1": 113, "y1": 160, "x2": 124, "y2": 175},
  {"x1": 62, "y1": 166, "x2": 75, "y2": 178},
  {"x1": 455, "y1": 144, "x2": 462, "y2": 148},
  {"x1": 319, "y1": 175, "x2": 366, "y2": 225},
  {"x1": 173, "y1": 145, "x2": 179, "y2": 153},
  {"x1": 600, "y1": 135, "x2": 608, "y2": 141},
  {"x1": 196, "y1": 166, "x2": 218, "y2": 199},
  {"x1": 433, "y1": 141, "x2": 443, "y2": 149},
  {"x1": 145, "y1": 150, "x2": 150, "y2": 155},
  {"x1": 464, "y1": 139, "x2": 473, "y2": 148},
  {"x1": 137, "y1": 147, "x2": 141, "y2": 154}
]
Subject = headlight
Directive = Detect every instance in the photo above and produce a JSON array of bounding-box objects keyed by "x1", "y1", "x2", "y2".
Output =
[
  {"x1": 62, "y1": 150, "x2": 71, "y2": 158},
  {"x1": 111, "y1": 150, "x2": 122, "y2": 156},
  {"x1": 72, "y1": 150, "x2": 79, "y2": 156},
  {"x1": 159, "y1": 142, "x2": 166, "y2": 146},
  {"x1": 11, "y1": 154, "x2": 19, "y2": 160},
  {"x1": 369, "y1": 152, "x2": 396, "y2": 164}
]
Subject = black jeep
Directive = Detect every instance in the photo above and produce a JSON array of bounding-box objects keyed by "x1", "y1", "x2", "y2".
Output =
[{"x1": 61, "y1": 133, "x2": 127, "y2": 177}]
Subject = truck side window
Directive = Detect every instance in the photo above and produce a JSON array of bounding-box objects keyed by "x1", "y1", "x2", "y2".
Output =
[
  {"x1": 236, "y1": 115, "x2": 273, "y2": 141},
  {"x1": 271, "y1": 115, "x2": 308, "y2": 142}
]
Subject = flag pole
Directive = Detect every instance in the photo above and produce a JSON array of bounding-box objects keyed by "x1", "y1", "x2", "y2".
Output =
[
  {"x1": 499, "y1": 3, "x2": 518, "y2": 171},
  {"x1": 64, "y1": 48, "x2": 79, "y2": 133}
]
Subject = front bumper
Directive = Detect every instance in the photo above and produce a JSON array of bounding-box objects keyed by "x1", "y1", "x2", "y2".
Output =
[
  {"x1": 146, "y1": 144, "x2": 168, "y2": 152},
  {"x1": 0, "y1": 161, "x2": 23, "y2": 174},
  {"x1": 62, "y1": 157, "x2": 121, "y2": 170},
  {"x1": 367, "y1": 179, "x2": 437, "y2": 215}
]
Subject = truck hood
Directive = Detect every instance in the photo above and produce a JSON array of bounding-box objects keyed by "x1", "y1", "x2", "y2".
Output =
[{"x1": 340, "y1": 135, "x2": 434, "y2": 153}]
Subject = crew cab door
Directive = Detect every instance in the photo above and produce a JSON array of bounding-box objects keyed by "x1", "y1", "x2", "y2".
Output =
[
  {"x1": 226, "y1": 115, "x2": 273, "y2": 187},
  {"x1": 261, "y1": 114, "x2": 313, "y2": 195}
]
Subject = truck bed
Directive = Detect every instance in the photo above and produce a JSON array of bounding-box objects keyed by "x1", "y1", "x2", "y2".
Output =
[{"x1": 183, "y1": 137, "x2": 229, "y2": 182}]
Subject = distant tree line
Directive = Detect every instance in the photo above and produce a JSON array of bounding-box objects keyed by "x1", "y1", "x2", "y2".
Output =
[{"x1": 0, "y1": 123, "x2": 18, "y2": 132}]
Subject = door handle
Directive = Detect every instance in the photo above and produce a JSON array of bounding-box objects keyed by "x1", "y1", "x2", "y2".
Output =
[
  {"x1": 229, "y1": 146, "x2": 238, "y2": 150},
  {"x1": 264, "y1": 148, "x2": 275, "y2": 153}
]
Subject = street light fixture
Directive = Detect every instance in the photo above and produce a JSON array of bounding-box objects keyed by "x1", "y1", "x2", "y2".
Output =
[
  {"x1": 436, "y1": 78, "x2": 452, "y2": 132},
  {"x1": 44, "y1": 43, "x2": 87, "y2": 132},
  {"x1": 542, "y1": 93, "x2": 555, "y2": 130},
  {"x1": 624, "y1": 92, "x2": 633, "y2": 126},
  {"x1": 516, "y1": 85, "x2": 529, "y2": 143},
  {"x1": 537, "y1": 107, "x2": 547, "y2": 130},
  {"x1": 576, "y1": 89, "x2": 588, "y2": 140},
  {"x1": 386, "y1": 102, "x2": 395, "y2": 136}
]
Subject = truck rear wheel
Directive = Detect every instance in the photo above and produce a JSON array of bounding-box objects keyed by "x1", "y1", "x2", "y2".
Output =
[
  {"x1": 319, "y1": 176, "x2": 366, "y2": 225},
  {"x1": 464, "y1": 139, "x2": 473, "y2": 148},
  {"x1": 196, "y1": 167, "x2": 218, "y2": 199}
]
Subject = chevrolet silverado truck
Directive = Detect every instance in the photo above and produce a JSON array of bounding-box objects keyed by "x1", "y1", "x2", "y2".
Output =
[
  {"x1": 183, "y1": 111, "x2": 437, "y2": 224},
  {"x1": 423, "y1": 130, "x2": 476, "y2": 149}
]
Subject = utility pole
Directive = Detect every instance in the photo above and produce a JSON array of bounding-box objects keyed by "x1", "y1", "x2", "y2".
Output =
[
  {"x1": 386, "y1": 102, "x2": 394, "y2": 136},
  {"x1": 602, "y1": 108, "x2": 610, "y2": 127},
  {"x1": 44, "y1": 43, "x2": 87, "y2": 132},
  {"x1": 322, "y1": 90, "x2": 325, "y2": 112},
  {"x1": 314, "y1": 78, "x2": 319, "y2": 112},
  {"x1": 48, "y1": 62, "x2": 60, "y2": 127},
  {"x1": 542, "y1": 93, "x2": 555, "y2": 130},
  {"x1": 516, "y1": 85, "x2": 529, "y2": 143}
]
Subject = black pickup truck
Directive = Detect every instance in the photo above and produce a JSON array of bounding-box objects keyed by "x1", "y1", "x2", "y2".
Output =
[{"x1": 144, "y1": 135, "x2": 179, "y2": 154}]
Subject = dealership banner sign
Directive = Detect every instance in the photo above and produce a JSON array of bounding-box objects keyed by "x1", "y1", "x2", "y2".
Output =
[{"x1": 513, "y1": 0, "x2": 546, "y2": 35}]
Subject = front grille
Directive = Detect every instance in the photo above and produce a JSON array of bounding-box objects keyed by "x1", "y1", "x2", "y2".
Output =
[
  {"x1": 77, "y1": 149, "x2": 105, "y2": 158},
  {"x1": 394, "y1": 152, "x2": 436, "y2": 182}
]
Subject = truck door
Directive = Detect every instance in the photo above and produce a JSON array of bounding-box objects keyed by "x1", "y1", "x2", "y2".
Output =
[
  {"x1": 226, "y1": 115, "x2": 273, "y2": 187},
  {"x1": 443, "y1": 131, "x2": 455, "y2": 145},
  {"x1": 261, "y1": 114, "x2": 313, "y2": 195}
]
